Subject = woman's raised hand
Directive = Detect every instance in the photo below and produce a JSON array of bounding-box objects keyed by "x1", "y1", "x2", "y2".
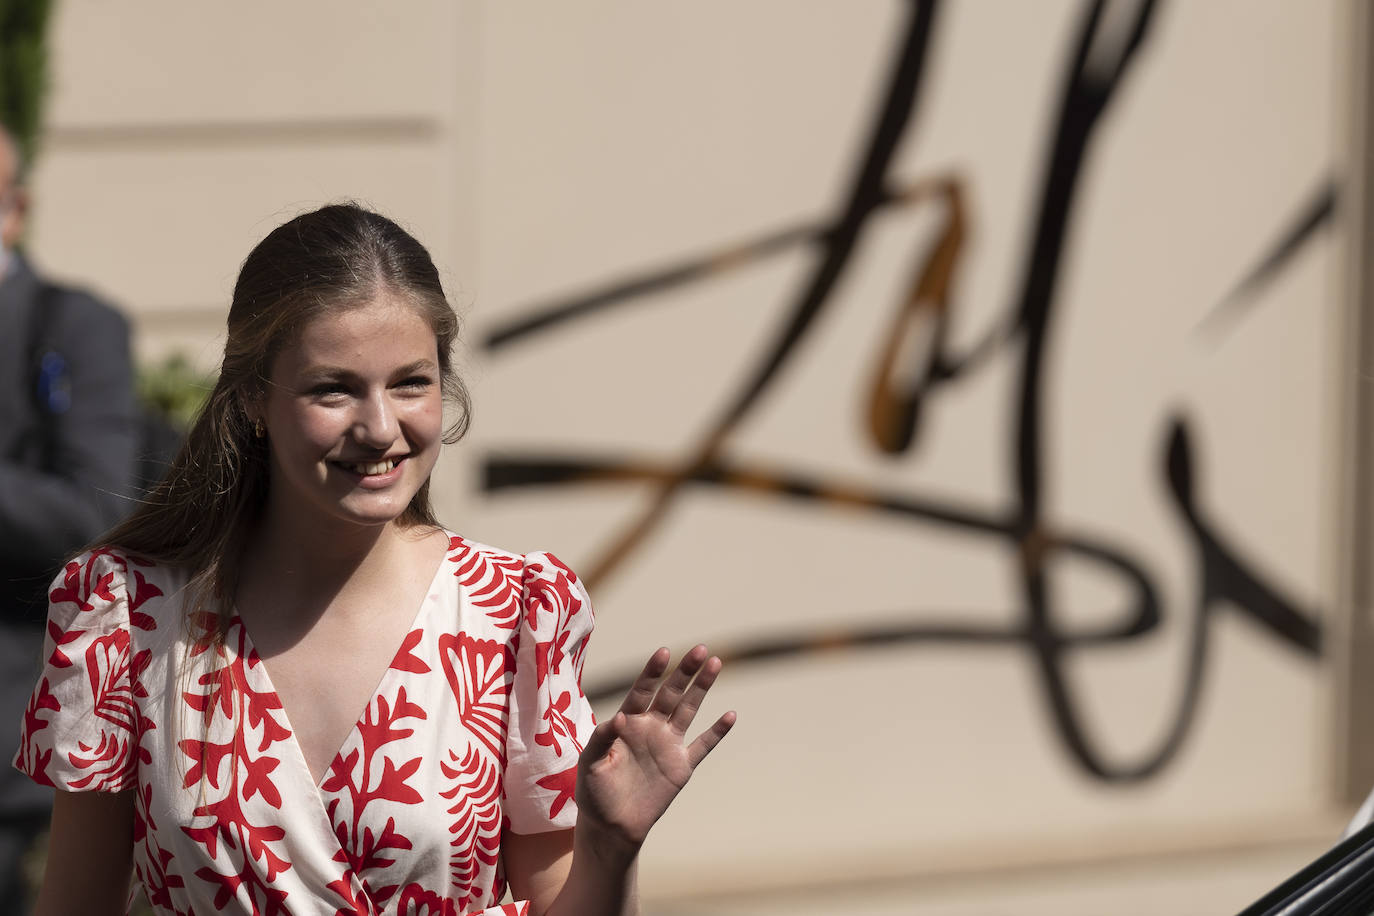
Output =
[{"x1": 574, "y1": 645, "x2": 736, "y2": 849}]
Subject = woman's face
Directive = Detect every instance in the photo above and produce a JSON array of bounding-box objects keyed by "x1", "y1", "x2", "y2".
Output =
[{"x1": 258, "y1": 294, "x2": 444, "y2": 534}]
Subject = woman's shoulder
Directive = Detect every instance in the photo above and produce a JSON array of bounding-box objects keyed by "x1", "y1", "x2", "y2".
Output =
[
  {"x1": 56, "y1": 545, "x2": 187, "y2": 583},
  {"x1": 47, "y1": 545, "x2": 189, "y2": 624},
  {"x1": 440, "y1": 530, "x2": 521, "y2": 564},
  {"x1": 439, "y1": 530, "x2": 578, "y2": 580},
  {"x1": 438, "y1": 531, "x2": 587, "y2": 628}
]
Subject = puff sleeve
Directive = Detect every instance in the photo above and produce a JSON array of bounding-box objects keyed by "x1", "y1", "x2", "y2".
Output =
[
  {"x1": 503, "y1": 552, "x2": 597, "y2": 834},
  {"x1": 13, "y1": 548, "x2": 149, "y2": 793}
]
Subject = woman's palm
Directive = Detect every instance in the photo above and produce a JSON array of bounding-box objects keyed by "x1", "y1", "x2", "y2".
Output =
[{"x1": 575, "y1": 646, "x2": 735, "y2": 846}]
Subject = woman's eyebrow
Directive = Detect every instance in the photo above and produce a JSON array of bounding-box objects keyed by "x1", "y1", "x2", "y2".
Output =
[
  {"x1": 297, "y1": 365, "x2": 357, "y2": 382},
  {"x1": 393, "y1": 359, "x2": 439, "y2": 376},
  {"x1": 297, "y1": 359, "x2": 438, "y2": 382}
]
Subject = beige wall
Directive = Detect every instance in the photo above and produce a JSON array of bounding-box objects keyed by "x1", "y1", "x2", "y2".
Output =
[
  {"x1": 31, "y1": 1, "x2": 470, "y2": 369},
  {"x1": 26, "y1": 2, "x2": 1359, "y2": 912}
]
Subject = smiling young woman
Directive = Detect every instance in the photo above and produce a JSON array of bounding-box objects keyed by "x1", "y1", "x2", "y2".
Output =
[{"x1": 15, "y1": 204, "x2": 735, "y2": 916}]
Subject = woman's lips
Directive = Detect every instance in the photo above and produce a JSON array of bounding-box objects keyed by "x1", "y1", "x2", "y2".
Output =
[
  {"x1": 332, "y1": 457, "x2": 407, "y2": 480},
  {"x1": 339, "y1": 458, "x2": 398, "y2": 476}
]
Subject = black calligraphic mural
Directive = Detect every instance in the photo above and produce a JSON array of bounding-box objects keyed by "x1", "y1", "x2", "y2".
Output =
[{"x1": 476, "y1": 0, "x2": 1334, "y2": 796}]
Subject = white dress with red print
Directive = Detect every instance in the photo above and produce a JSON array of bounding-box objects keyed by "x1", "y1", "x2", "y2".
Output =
[{"x1": 13, "y1": 533, "x2": 597, "y2": 916}]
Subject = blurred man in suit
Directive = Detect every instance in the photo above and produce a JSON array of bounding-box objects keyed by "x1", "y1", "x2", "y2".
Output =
[{"x1": 0, "y1": 123, "x2": 138, "y2": 911}]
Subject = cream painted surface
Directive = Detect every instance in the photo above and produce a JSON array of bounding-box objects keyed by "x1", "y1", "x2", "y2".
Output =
[
  {"x1": 46, "y1": 0, "x2": 447, "y2": 127},
  {"x1": 28, "y1": 142, "x2": 450, "y2": 317},
  {"x1": 19, "y1": 1, "x2": 1354, "y2": 912}
]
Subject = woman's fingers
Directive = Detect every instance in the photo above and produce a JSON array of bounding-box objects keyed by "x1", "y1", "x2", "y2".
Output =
[
  {"x1": 613, "y1": 645, "x2": 733, "y2": 763},
  {"x1": 686, "y1": 711, "x2": 737, "y2": 768},
  {"x1": 666, "y1": 653, "x2": 722, "y2": 735},
  {"x1": 618, "y1": 647, "x2": 672, "y2": 716},
  {"x1": 648, "y1": 644, "x2": 709, "y2": 719}
]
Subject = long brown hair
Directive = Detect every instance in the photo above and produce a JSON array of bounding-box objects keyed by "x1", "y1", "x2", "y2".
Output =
[{"x1": 102, "y1": 202, "x2": 471, "y2": 625}]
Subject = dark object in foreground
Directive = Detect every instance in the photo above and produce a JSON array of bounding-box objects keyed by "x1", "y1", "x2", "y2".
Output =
[{"x1": 1237, "y1": 820, "x2": 1374, "y2": 915}]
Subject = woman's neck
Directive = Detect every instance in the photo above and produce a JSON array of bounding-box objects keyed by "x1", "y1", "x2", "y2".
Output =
[{"x1": 241, "y1": 508, "x2": 434, "y2": 609}]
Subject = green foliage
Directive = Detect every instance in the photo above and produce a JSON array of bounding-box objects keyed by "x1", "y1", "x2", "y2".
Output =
[
  {"x1": 0, "y1": 0, "x2": 53, "y2": 166},
  {"x1": 137, "y1": 353, "x2": 215, "y2": 430}
]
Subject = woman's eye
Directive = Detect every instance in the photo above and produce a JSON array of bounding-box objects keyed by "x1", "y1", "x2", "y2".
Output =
[
  {"x1": 397, "y1": 376, "x2": 434, "y2": 390},
  {"x1": 310, "y1": 383, "x2": 350, "y2": 397}
]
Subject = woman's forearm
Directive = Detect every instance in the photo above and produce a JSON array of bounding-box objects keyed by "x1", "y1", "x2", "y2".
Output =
[{"x1": 543, "y1": 820, "x2": 641, "y2": 916}]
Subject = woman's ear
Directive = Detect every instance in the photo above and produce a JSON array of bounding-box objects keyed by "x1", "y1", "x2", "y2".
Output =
[{"x1": 241, "y1": 388, "x2": 266, "y2": 437}]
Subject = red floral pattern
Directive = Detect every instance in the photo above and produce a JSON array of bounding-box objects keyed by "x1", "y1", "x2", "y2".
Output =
[
  {"x1": 504, "y1": 555, "x2": 595, "y2": 834},
  {"x1": 13, "y1": 537, "x2": 596, "y2": 915},
  {"x1": 448, "y1": 536, "x2": 523, "y2": 631}
]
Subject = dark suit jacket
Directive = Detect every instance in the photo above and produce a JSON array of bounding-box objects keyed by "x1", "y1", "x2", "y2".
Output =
[
  {"x1": 0, "y1": 254, "x2": 138, "y2": 619},
  {"x1": 0, "y1": 255, "x2": 137, "y2": 814}
]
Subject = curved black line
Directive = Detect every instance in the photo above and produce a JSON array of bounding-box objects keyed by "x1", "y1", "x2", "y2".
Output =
[
  {"x1": 708, "y1": 0, "x2": 942, "y2": 433},
  {"x1": 482, "y1": 0, "x2": 943, "y2": 357},
  {"x1": 1195, "y1": 179, "x2": 1337, "y2": 340},
  {"x1": 484, "y1": 451, "x2": 1162, "y2": 648},
  {"x1": 486, "y1": 431, "x2": 1320, "y2": 782},
  {"x1": 483, "y1": 220, "x2": 826, "y2": 350},
  {"x1": 584, "y1": 619, "x2": 1038, "y2": 704},
  {"x1": 1007, "y1": 0, "x2": 1165, "y2": 781}
]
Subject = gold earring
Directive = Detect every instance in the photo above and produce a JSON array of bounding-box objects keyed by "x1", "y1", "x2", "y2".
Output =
[{"x1": 253, "y1": 418, "x2": 266, "y2": 439}]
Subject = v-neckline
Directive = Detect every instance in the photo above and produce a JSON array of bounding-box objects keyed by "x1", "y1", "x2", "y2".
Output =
[{"x1": 232, "y1": 535, "x2": 454, "y2": 789}]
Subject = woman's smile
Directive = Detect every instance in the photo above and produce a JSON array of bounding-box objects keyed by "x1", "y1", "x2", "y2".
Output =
[{"x1": 331, "y1": 455, "x2": 408, "y2": 485}]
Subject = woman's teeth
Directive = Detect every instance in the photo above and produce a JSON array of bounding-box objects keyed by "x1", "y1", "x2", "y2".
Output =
[{"x1": 343, "y1": 459, "x2": 397, "y2": 475}]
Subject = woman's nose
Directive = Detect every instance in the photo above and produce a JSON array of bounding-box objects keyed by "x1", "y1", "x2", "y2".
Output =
[{"x1": 352, "y1": 392, "x2": 398, "y2": 446}]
